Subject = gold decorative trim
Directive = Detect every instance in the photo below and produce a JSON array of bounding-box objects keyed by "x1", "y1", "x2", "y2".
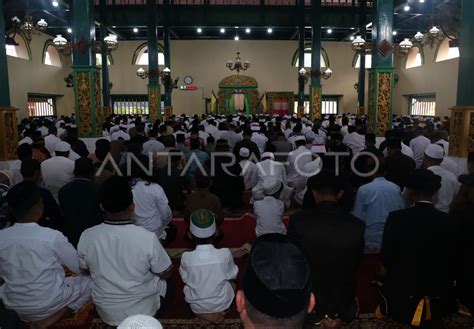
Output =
[
  {"x1": 367, "y1": 72, "x2": 375, "y2": 133},
  {"x1": 218, "y1": 75, "x2": 258, "y2": 88},
  {"x1": 310, "y1": 87, "x2": 321, "y2": 120},
  {"x1": 375, "y1": 72, "x2": 392, "y2": 136},
  {"x1": 75, "y1": 72, "x2": 93, "y2": 137},
  {"x1": 148, "y1": 85, "x2": 160, "y2": 121},
  {"x1": 448, "y1": 106, "x2": 474, "y2": 157},
  {"x1": 93, "y1": 71, "x2": 102, "y2": 135},
  {"x1": 0, "y1": 107, "x2": 19, "y2": 161}
]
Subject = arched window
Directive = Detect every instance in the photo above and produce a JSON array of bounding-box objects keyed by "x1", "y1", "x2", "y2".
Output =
[
  {"x1": 95, "y1": 53, "x2": 113, "y2": 67},
  {"x1": 352, "y1": 53, "x2": 372, "y2": 69},
  {"x1": 435, "y1": 38, "x2": 459, "y2": 63},
  {"x1": 405, "y1": 46, "x2": 424, "y2": 69},
  {"x1": 132, "y1": 42, "x2": 165, "y2": 66},
  {"x1": 291, "y1": 45, "x2": 330, "y2": 68},
  {"x1": 5, "y1": 31, "x2": 31, "y2": 60},
  {"x1": 42, "y1": 40, "x2": 62, "y2": 67}
]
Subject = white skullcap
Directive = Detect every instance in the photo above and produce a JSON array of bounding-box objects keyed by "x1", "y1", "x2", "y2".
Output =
[
  {"x1": 294, "y1": 135, "x2": 306, "y2": 142},
  {"x1": 54, "y1": 141, "x2": 71, "y2": 153},
  {"x1": 117, "y1": 315, "x2": 163, "y2": 329},
  {"x1": 189, "y1": 209, "x2": 217, "y2": 239},
  {"x1": 261, "y1": 152, "x2": 275, "y2": 160},
  {"x1": 424, "y1": 144, "x2": 444, "y2": 160},
  {"x1": 251, "y1": 126, "x2": 260, "y2": 131},
  {"x1": 239, "y1": 147, "x2": 250, "y2": 158},
  {"x1": 262, "y1": 177, "x2": 283, "y2": 196}
]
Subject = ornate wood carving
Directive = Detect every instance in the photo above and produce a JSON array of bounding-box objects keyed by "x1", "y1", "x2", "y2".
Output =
[
  {"x1": 148, "y1": 85, "x2": 160, "y2": 121},
  {"x1": 310, "y1": 87, "x2": 321, "y2": 120},
  {"x1": 75, "y1": 72, "x2": 93, "y2": 137},
  {"x1": 218, "y1": 75, "x2": 258, "y2": 89},
  {"x1": 367, "y1": 72, "x2": 375, "y2": 133},
  {"x1": 217, "y1": 75, "x2": 259, "y2": 114},
  {"x1": 0, "y1": 108, "x2": 19, "y2": 161},
  {"x1": 449, "y1": 106, "x2": 474, "y2": 157},
  {"x1": 93, "y1": 71, "x2": 103, "y2": 135},
  {"x1": 375, "y1": 72, "x2": 392, "y2": 136}
]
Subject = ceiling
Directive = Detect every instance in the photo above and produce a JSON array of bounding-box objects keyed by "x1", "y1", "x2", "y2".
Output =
[{"x1": 2, "y1": 0, "x2": 461, "y2": 43}]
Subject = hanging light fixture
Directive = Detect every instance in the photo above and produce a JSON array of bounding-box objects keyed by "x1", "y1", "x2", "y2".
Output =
[
  {"x1": 351, "y1": 35, "x2": 366, "y2": 50},
  {"x1": 160, "y1": 67, "x2": 179, "y2": 92},
  {"x1": 136, "y1": 67, "x2": 148, "y2": 79},
  {"x1": 226, "y1": 52, "x2": 250, "y2": 74},
  {"x1": 52, "y1": 34, "x2": 73, "y2": 55},
  {"x1": 414, "y1": 31, "x2": 424, "y2": 42},
  {"x1": 399, "y1": 38, "x2": 414, "y2": 54},
  {"x1": 103, "y1": 34, "x2": 119, "y2": 52},
  {"x1": 322, "y1": 68, "x2": 333, "y2": 80},
  {"x1": 429, "y1": 26, "x2": 440, "y2": 37}
]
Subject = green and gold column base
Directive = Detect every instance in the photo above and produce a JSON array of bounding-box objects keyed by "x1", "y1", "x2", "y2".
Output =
[
  {"x1": 367, "y1": 67, "x2": 395, "y2": 136},
  {"x1": 148, "y1": 84, "x2": 161, "y2": 122},
  {"x1": 310, "y1": 85, "x2": 322, "y2": 121},
  {"x1": 73, "y1": 66, "x2": 102, "y2": 138}
]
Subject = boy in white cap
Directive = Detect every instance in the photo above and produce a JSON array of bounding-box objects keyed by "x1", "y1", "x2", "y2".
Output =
[
  {"x1": 239, "y1": 147, "x2": 258, "y2": 191},
  {"x1": 117, "y1": 315, "x2": 162, "y2": 329},
  {"x1": 41, "y1": 142, "x2": 75, "y2": 201},
  {"x1": 422, "y1": 144, "x2": 460, "y2": 213},
  {"x1": 253, "y1": 177, "x2": 287, "y2": 237},
  {"x1": 179, "y1": 209, "x2": 239, "y2": 325}
]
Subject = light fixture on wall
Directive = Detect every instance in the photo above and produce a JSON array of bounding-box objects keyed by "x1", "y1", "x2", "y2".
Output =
[
  {"x1": 298, "y1": 67, "x2": 332, "y2": 85},
  {"x1": 160, "y1": 67, "x2": 179, "y2": 93},
  {"x1": 7, "y1": 15, "x2": 48, "y2": 42},
  {"x1": 53, "y1": 34, "x2": 72, "y2": 55},
  {"x1": 226, "y1": 52, "x2": 250, "y2": 74},
  {"x1": 103, "y1": 34, "x2": 119, "y2": 52},
  {"x1": 136, "y1": 67, "x2": 149, "y2": 79},
  {"x1": 399, "y1": 38, "x2": 414, "y2": 54},
  {"x1": 351, "y1": 35, "x2": 366, "y2": 51}
]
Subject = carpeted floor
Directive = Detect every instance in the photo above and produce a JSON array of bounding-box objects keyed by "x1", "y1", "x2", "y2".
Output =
[{"x1": 48, "y1": 212, "x2": 472, "y2": 329}]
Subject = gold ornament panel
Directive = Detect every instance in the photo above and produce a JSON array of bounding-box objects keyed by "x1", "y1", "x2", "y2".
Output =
[
  {"x1": 93, "y1": 72, "x2": 103, "y2": 136},
  {"x1": 75, "y1": 72, "x2": 93, "y2": 137},
  {"x1": 0, "y1": 108, "x2": 19, "y2": 161},
  {"x1": 376, "y1": 72, "x2": 392, "y2": 136},
  {"x1": 218, "y1": 75, "x2": 258, "y2": 89},
  {"x1": 310, "y1": 87, "x2": 322, "y2": 120},
  {"x1": 148, "y1": 86, "x2": 160, "y2": 121},
  {"x1": 367, "y1": 73, "x2": 375, "y2": 133}
]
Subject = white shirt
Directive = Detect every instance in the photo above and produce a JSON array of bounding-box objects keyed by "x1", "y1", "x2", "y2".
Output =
[
  {"x1": 67, "y1": 150, "x2": 81, "y2": 161},
  {"x1": 435, "y1": 140, "x2": 449, "y2": 155},
  {"x1": 343, "y1": 132, "x2": 366, "y2": 154},
  {"x1": 142, "y1": 139, "x2": 165, "y2": 157},
  {"x1": 253, "y1": 196, "x2": 286, "y2": 237},
  {"x1": 294, "y1": 158, "x2": 322, "y2": 205},
  {"x1": 382, "y1": 143, "x2": 414, "y2": 159},
  {"x1": 251, "y1": 132, "x2": 268, "y2": 154},
  {"x1": 45, "y1": 134, "x2": 61, "y2": 155},
  {"x1": 0, "y1": 223, "x2": 87, "y2": 321},
  {"x1": 239, "y1": 159, "x2": 259, "y2": 191},
  {"x1": 78, "y1": 222, "x2": 172, "y2": 326},
  {"x1": 198, "y1": 131, "x2": 209, "y2": 145},
  {"x1": 19, "y1": 136, "x2": 33, "y2": 145},
  {"x1": 409, "y1": 135, "x2": 431, "y2": 168},
  {"x1": 256, "y1": 159, "x2": 287, "y2": 186},
  {"x1": 219, "y1": 131, "x2": 242, "y2": 151},
  {"x1": 340, "y1": 126, "x2": 349, "y2": 136},
  {"x1": 37, "y1": 126, "x2": 48, "y2": 137},
  {"x1": 179, "y1": 245, "x2": 238, "y2": 314},
  {"x1": 205, "y1": 125, "x2": 219, "y2": 137},
  {"x1": 427, "y1": 165, "x2": 460, "y2": 213},
  {"x1": 286, "y1": 146, "x2": 312, "y2": 187},
  {"x1": 131, "y1": 180, "x2": 172, "y2": 239},
  {"x1": 41, "y1": 156, "x2": 75, "y2": 201},
  {"x1": 9, "y1": 159, "x2": 23, "y2": 186},
  {"x1": 110, "y1": 130, "x2": 131, "y2": 141},
  {"x1": 440, "y1": 157, "x2": 458, "y2": 176}
]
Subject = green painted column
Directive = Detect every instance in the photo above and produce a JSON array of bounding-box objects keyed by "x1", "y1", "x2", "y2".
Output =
[
  {"x1": 0, "y1": 0, "x2": 11, "y2": 106},
  {"x1": 310, "y1": 0, "x2": 322, "y2": 120},
  {"x1": 72, "y1": 0, "x2": 102, "y2": 137},
  {"x1": 456, "y1": 0, "x2": 474, "y2": 106},
  {"x1": 357, "y1": 0, "x2": 367, "y2": 113},
  {"x1": 163, "y1": 25, "x2": 172, "y2": 108},
  {"x1": 147, "y1": 0, "x2": 161, "y2": 122},
  {"x1": 297, "y1": 0, "x2": 305, "y2": 112},
  {"x1": 367, "y1": 0, "x2": 394, "y2": 136},
  {"x1": 100, "y1": 0, "x2": 110, "y2": 109}
]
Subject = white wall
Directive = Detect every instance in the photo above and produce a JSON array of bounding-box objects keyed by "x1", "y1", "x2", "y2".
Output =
[{"x1": 5, "y1": 36, "x2": 460, "y2": 119}]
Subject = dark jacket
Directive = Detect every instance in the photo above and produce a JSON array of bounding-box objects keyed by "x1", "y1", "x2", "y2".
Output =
[
  {"x1": 288, "y1": 202, "x2": 365, "y2": 321},
  {"x1": 58, "y1": 178, "x2": 103, "y2": 247},
  {"x1": 381, "y1": 202, "x2": 458, "y2": 324},
  {"x1": 385, "y1": 151, "x2": 416, "y2": 189}
]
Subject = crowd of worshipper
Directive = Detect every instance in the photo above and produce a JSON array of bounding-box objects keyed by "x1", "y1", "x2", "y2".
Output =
[{"x1": 0, "y1": 111, "x2": 473, "y2": 329}]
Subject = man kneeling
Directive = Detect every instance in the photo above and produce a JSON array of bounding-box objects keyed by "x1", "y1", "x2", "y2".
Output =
[{"x1": 0, "y1": 182, "x2": 91, "y2": 325}]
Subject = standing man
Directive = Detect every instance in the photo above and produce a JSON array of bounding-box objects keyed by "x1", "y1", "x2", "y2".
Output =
[
  {"x1": 286, "y1": 136, "x2": 312, "y2": 188},
  {"x1": 409, "y1": 127, "x2": 430, "y2": 168},
  {"x1": 288, "y1": 171, "x2": 365, "y2": 325},
  {"x1": 380, "y1": 169, "x2": 457, "y2": 326}
]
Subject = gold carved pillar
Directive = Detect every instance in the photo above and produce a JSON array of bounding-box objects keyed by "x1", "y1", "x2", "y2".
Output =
[
  {"x1": 310, "y1": 85, "x2": 322, "y2": 120},
  {"x1": 449, "y1": 106, "x2": 474, "y2": 157},
  {"x1": 148, "y1": 84, "x2": 161, "y2": 122},
  {"x1": 0, "y1": 107, "x2": 19, "y2": 160},
  {"x1": 164, "y1": 106, "x2": 173, "y2": 119},
  {"x1": 73, "y1": 66, "x2": 102, "y2": 137},
  {"x1": 367, "y1": 68, "x2": 394, "y2": 136}
]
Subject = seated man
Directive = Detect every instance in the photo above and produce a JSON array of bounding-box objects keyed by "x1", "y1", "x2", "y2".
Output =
[
  {"x1": 77, "y1": 176, "x2": 173, "y2": 326},
  {"x1": 236, "y1": 234, "x2": 315, "y2": 329},
  {"x1": 380, "y1": 169, "x2": 458, "y2": 326},
  {"x1": 0, "y1": 182, "x2": 91, "y2": 324},
  {"x1": 288, "y1": 170, "x2": 365, "y2": 325}
]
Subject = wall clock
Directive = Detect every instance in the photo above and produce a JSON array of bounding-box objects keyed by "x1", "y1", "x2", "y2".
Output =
[{"x1": 184, "y1": 76, "x2": 193, "y2": 85}]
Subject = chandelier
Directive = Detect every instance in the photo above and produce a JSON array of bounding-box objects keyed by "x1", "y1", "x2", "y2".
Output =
[
  {"x1": 53, "y1": 33, "x2": 119, "y2": 56},
  {"x1": 298, "y1": 67, "x2": 332, "y2": 84},
  {"x1": 226, "y1": 52, "x2": 250, "y2": 74},
  {"x1": 6, "y1": 15, "x2": 48, "y2": 44},
  {"x1": 136, "y1": 67, "x2": 179, "y2": 92}
]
